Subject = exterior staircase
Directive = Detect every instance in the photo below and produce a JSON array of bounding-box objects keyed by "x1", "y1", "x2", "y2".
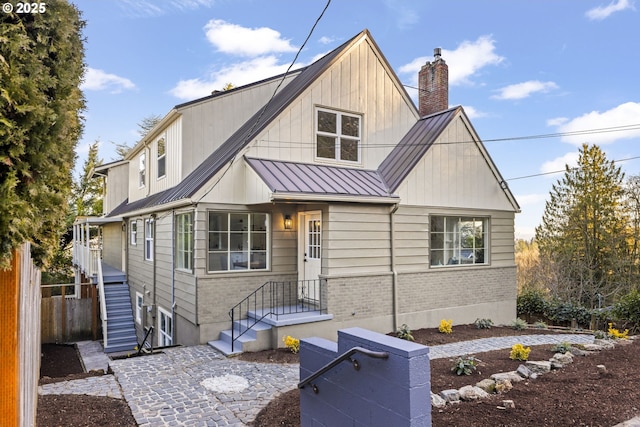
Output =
[
  {"x1": 100, "y1": 269, "x2": 138, "y2": 354},
  {"x1": 208, "y1": 315, "x2": 272, "y2": 356}
]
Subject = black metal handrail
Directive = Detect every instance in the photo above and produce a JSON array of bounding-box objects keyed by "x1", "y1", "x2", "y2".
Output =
[
  {"x1": 229, "y1": 279, "x2": 327, "y2": 352},
  {"x1": 298, "y1": 346, "x2": 389, "y2": 393}
]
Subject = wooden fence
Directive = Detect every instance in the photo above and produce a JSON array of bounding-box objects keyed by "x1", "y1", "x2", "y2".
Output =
[
  {"x1": 41, "y1": 283, "x2": 99, "y2": 343},
  {"x1": 0, "y1": 242, "x2": 41, "y2": 427}
]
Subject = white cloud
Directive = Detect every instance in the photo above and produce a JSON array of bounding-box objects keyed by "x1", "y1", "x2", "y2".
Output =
[
  {"x1": 547, "y1": 117, "x2": 569, "y2": 127},
  {"x1": 318, "y1": 36, "x2": 337, "y2": 45},
  {"x1": 81, "y1": 68, "x2": 135, "y2": 93},
  {"x1": 554, "y1": 102, "x2": 640, "y2": 145},
  {"x1": 492, "y1": 80, "x2": 558, "y2": 100},
  {"x1": 399, "y1": 35, "x2": 504, "y2": 86},
  {"x1": 169, "y1": 56, "x2": 298, "y2": 100},
  {"x1": 585, "y1": 0, "x2": 635, "y2": 20},
  {"x1": 116, "y1": 0, "x2": 214, "y2": 17},
  {"x1": 383, "y1": 0, "x2": 419, "y2": 29},
  {"x1": 461, "y1": 105, "x2": 488, "y2": 119},
  {"x1": 515, "y1": 193, "x2": 548, "y2": 206},
  {"x1": 541, "y1": 152, "x2": 580, "y2": 176},
  {"x1": 204, "y1": 20, "x2": 298, "y2": 57}
]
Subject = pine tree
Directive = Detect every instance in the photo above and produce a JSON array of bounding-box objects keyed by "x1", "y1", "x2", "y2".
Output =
[
  {"x1": 74, "y1": 141, "x2": 104, "y2": 217},
  {"x1": 0, "y1": 2, "x2": 86, "y2": 268},
  {"x1": 535, "y1": 144, "x2": 630, "y2": 307}
]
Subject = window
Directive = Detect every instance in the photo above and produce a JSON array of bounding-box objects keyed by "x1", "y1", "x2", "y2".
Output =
[
  {"x1": 208, "y1": 212, "x2": 268, "y2": 272},
  {"x1": 316, "y1": 108, "x2": 361, "y2": 162},
  {"x1": 145, "y1": 218, "x2": 154, "y2": 261},
  {"x1": 430, "y1": 216, "x2": 487, "y2": 267},
  {"x1": 175, "y1": 212, "x2": 193, "y2": 271},
  {"x1": 135, "y1": 292, "x2": 143, "y2": 324},
  {"x1": 130, "y1": 220, "x2": 137, "y2": 245},
  {"x1": 157, "y1": 306, "x2": 173, "y2": 347},
  {"x1": 157, "y1": 138, "x2": 166, "y2": 179},
  {"x1": 139, "y1": 152, "x2": 146, "y2": 187}
]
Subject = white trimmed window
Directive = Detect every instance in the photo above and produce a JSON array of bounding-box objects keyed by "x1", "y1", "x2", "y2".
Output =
[
  {"x1": 157, "y1": 306, "x2": 173, "y2": 347},
  {"x1": 145, "y1": 218, "x2": 154, "y2": 261},
  {"x1": 316, "y1": 108, "x2": 361, "y2": 163},
  {"x1": 139, "y1": 152, "x2": 146, "y2": 187},
  {"x1": 135, "y1": 292, "x2": 143, "y2": 324},
  {"x1": 175, "y1": 212, "x2": 193, "y2": 272},
  {"x1": 157, "y1": 138, "x2": 166, "y2": 179},
  {"x1": 430, "y1": 216, "x2": 487, "y2": 267},
  {"x1": 130, "y1": 220, "x2": 137, "y2": 245},
  {"x1": 207, "y1": 212, "x2": 269, "y2": 272}
]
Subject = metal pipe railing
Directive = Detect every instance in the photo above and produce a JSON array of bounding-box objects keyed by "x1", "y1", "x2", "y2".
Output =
[
  {"x1": 96, "y1": 257, "x2": 108, "y2": 349},
  {"x1": 298, "y1": 346, "x2": 389, "y2": 393}
]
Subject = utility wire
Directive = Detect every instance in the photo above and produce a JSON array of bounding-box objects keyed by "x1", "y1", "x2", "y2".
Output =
[{"x1": 506, "y1": 155, "x2": 640, "y2": 181}]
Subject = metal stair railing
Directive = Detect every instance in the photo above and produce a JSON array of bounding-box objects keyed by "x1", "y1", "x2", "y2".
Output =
[
  {"x1": 95, "y1": 255, "x2": 109, "y2": 349},
  {"x1": 298, "y1": 346, "x2": 389, "y2": 393},
  {"x1": 229, "y1": 279, "x2": 327, "y2": 352}
]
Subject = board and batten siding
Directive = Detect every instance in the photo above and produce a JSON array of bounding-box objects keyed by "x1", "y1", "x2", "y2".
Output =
[
  {"x1": 103, "y1": 163, "x2": 128, "y2": 215},
  {"x1": 244, "y1": 36, "x2": 418, "y2": 170},
  {"x1": 324, "y1": 204, "x2": 391, "y2": 276},
  {"x1": 128, "y1": 117, "x2": 182, "y2": 204},
  {"x1": 179, "y1": 75, "x2": 298, "y2": 178},
  {"x1": 396, "y1": 115, "x2": 516, "y2": 212}
]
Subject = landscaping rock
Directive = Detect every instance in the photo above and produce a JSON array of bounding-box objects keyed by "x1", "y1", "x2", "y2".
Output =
[
  {"x1": 502, "y1": 399, "x2": 515, "y2": 409},
  {"x1": 568, "y1": 346, "x2": 589, "y2": 356},
  {"x1": 459, "y1": 385, "x2": 489, "y2": 401},
  {"x1": 550, "y1": 352, "x2": 573, "y2": 369},
  {"x1": 597, "y1": 364, "x2": 607, "y2": 374},
  {"x1": 593, "y1": 339, "x2": 615, "y2": 349},
  {"x1": 582, "y1": 343, "x2": 604, "y2": 351},
  {"x1": 430, "y1": 391, "x2": 447, "y2": 408},
  {"x1": 491, "y1": 371, "x2": 524, "y2": 383},
  {"x1": 516, "y1": 364, "x2": 534, "y2": 378},
  {"x1": 475, "y1": 378, "x2": 496, "y2": 393},
  {"x1": 494, "y1": 379, "x2": 513, "y2": 394},
  {"x1": 439, "y1": 389, "x2": 460, "y2": 403},
  {"x1": 525, "y1": 360, "x2": 551, "y2": 374}
]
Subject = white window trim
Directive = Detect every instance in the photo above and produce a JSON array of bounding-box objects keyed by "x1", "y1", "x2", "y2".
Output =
[
  {"x1": 130, "y1": 220, "x2": 137, "y2": 245},
  {"x1": 175, "y1": 212, "x2": 193, "y2": 272},
  {"x1": 135, "y1": 292, "x2": 143, "y2": 324},
  {"x1": 145, "y1": 218, "x2": 154, "y2": 261},
  {"x1": 138, "y1": 152, "x2": 146, "y2": 188},
  {"x1": 207, "y1": 212, "x2": 270, "y2": 273},
  {"x1": 430, "y1": 216, "x2": 488, "y2": 268},
  {"x1": 157, "y1": 137, "x2": 166, "y2": 180},
  {"x1": 157, "y1": 306, "x2": 173, "y2": 347},
  {"x1": 315, "y1": 107, "x2": 362, "y2": 164}
]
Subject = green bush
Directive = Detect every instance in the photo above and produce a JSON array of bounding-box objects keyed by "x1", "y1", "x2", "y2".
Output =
[
  {"x1": 543, "y1": 299, "x2": 591, "y2": 328},
  {"x1": 611, "y1": 290, "x2": 640, "y2": 333},
  {"x1": 551, "y1": 342, "x2": 572, "y2": 354},
  {"x1": 517, "y1": 289, "x2": 547, "y2": 317},
  {"x1": 396, "y1": 324, "x2": 414, "y2": 341},
  {"x1": 474, "y1": 318, "x2": 494, "y2": 329},
  {"x1": 511, "y1": 317, "x2": 528, "y2": 330},
  {"x1": 450, "y1": 355, "x2": 479, "y2": 376}
]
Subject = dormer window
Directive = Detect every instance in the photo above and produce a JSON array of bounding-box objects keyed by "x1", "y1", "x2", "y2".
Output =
[
  {"x1": 316, "y1": 108, "x2": 361, "y2": 163},
  {"x1": 139, "y1": 152, "x2": 146, "y2": 187},
  {"x1": 157, "y1": 138, "x2": 166, "y2": 179}
]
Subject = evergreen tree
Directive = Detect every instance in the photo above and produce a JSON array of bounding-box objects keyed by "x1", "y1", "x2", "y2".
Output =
[
  {"x1": 535, "y1": 144, "x2": 629, "y2": 307},
  {"x1": 0, "y1": 1, "x2": 86, "y2": 268},
  {"x1": 74, "y1": 141, "x2": 104, "y2": 216}
]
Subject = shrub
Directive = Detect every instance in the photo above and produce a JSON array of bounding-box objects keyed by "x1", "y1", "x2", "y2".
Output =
[
  {"x1": 533, "y1": 321, "x2": 548, "y2": 329},
  {"x1": 396, "y1": 324, "x2": 414, "y2": 341},
  {"x1": 510, "y1": 317, "x2": 528, "y2": 330},
  {"x1": 509, "y1": 343, "x2": 531, "y2": 361},
  {"x1": 517, "y1": 289, "x2": 547, "y2": 318},
  {"x1": 282, "y1": 335, "x2": 300, "y2": 354},
  {"x1": 551, "y1": 341, "x2": 572, "y2": 354},
  {"x1": 611, "y1": 290, "x2": 640, "y2": 333},
  {"x1": 474, "y1": 318, "x2": 494, "y2": 329},
  {"x1": 607, "y1": 323, "x2": 629, "y2": 340},
  {"x1": 450, "y1": 355, "x2": 479, "y2": 376},
  {"x1": 439, "y1": 319, "x2": 453, "y2": 334},
  {"x1": 543, "y1": 299, "x2": 591, "y2": 328}
]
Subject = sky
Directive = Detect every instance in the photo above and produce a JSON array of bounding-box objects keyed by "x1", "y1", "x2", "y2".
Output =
[{"x1": 74, "y1": 0, "x2": 640, "y2": 239}]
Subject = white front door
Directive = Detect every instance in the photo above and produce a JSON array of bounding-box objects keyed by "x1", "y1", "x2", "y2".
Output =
[{"x1": 299, "y1": 211, "x2": 321, "y2": 302}]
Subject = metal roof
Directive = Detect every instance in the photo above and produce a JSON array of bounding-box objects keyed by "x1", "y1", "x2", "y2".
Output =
[
  {"x1": 377, "y1": 107, "x2": 459, "y2": 192},
  {"x1": 245, "y1": 157, "x2": 397, "y2": 200},
  {"x1": 107, "y1": 31, "x2": 366, "y2": 217}
]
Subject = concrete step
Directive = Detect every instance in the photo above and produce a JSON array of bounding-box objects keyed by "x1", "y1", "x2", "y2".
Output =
[{"x1": 207, "y1": 339, "x2": 243, "y2": 356}]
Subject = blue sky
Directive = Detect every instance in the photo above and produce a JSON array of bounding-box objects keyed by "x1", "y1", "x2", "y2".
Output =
[{"x1": 75, "y1": 0, "x2": 640, "y2": 239}]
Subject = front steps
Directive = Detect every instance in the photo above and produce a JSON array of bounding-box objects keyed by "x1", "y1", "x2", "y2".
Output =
[
  {"x1": 208, "y1": 306, "x2": 333, "y2": 356},
  {"x1": 102, "y1": 282, "x2": 138, "y2": 354}
]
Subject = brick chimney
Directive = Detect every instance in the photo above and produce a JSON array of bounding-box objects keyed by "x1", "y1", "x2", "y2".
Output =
[{"x1": 418, "y1": 48, "x2": 449, "y2": 117}]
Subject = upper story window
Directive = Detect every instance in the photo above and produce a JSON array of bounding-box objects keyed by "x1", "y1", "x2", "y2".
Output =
[
  {"x1": 175, "y1": 212, "x2": 193, "y2": 272},
  {"x1": 207, "y1": 212, "x2": 268, "y2": 272},
  {"x1": 157, "y1": 138, "x2": 166, "y2": 179},
  {"x1": 430, "y1": 216, "x2": 487, "y2": 267},
  {"x1": 139, "y1": 152, "x2": 146, "y2": 188},
  {"x1": 130, "y1": 220, "x2": 137, "y2": 245},
  {"x1": 145, "y1": 218, "x2": 154, "y2": 261},
  {"x1": 316, "y1": 108, "x2": 361, "y2": 163}
]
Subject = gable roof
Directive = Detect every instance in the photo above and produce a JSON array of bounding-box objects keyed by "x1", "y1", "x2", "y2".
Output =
[
  {"x1": 245, "y1": 157, "x2": 398, "y2": 203},
  {"x1": 109, "y1": 30, "x2": 373, "y2": 217},
  {"x1": 378, "y1": 107, "x2": 459, "y2": 192}
]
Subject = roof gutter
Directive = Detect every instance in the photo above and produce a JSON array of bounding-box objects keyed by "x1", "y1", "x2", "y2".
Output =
[
  {"x1": 270, "y1": 193, "x2": 399, "y2": 205},
  {"x1": 110, "y1": 199, "x2": 194, "y2": 219}
]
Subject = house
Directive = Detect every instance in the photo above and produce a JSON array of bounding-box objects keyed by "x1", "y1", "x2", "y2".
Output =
[{"x1": 73, "y1": 29, "x2": 519, "y2": 354}]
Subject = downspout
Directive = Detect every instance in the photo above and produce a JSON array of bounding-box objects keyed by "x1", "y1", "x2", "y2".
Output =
[
  {"x1": 390, "y1": 203, "x2": 400, "y2": 332},
  {"x1": 151, "y1": 213, "x2": 157, "y2": 352},
  {"x1": 171, "y1": 209, "x2": 176, "y2": 344}
]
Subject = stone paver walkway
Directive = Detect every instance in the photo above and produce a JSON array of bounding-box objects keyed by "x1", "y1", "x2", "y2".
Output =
[{"x1": 39, "y1": 333, "x2": 636, "y2": 426}]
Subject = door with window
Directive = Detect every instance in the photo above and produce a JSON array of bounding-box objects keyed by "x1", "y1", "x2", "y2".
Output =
[
  {"x1": 298, "y1": 211, "x2": 321, "y2": 303},
  {"x1": 157, "y1": 307, "x2": 173, "y2": 347}
]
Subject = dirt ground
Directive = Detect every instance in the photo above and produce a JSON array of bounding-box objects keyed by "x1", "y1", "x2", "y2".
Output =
[
  {"x1": 250, "y1": 325, "x2": 640, "y2": 427},
  {"x1": 38, "y1": 326, "x2": 640, "y2": 427}
]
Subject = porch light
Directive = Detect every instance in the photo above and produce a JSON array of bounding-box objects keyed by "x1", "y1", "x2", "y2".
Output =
[{"x1": 284, "y1": 215, "x2": 293, "y2": 230}]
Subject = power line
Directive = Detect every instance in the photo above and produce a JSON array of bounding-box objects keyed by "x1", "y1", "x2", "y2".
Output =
[{"x1": 506, "y1": 155, "x2": 640, "y2": 181}]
